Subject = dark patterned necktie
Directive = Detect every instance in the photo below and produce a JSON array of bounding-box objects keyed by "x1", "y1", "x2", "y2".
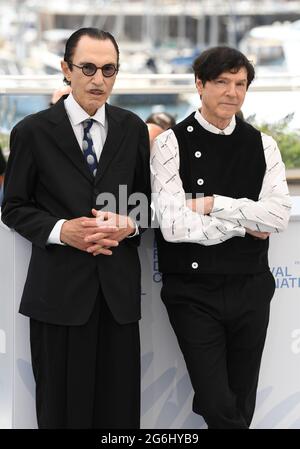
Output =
[{"x1": 82, "y1": 118, "x2": 97, "y2": 176}]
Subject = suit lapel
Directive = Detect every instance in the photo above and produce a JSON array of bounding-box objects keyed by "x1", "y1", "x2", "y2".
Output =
[
  {"x1": 95, "y1": 104, "x2": 124, "y2": 184},
  {"x1": 47, "y1": 97, "x2": 94, "y2": 183},
  {"x1": 47, "y1": 99, "x2": 124, "y2": 184}
]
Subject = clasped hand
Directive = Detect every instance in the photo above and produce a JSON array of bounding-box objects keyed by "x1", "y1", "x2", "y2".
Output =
[{"x1": 60, "y1": 209, "x2": 135, "y2": 256}]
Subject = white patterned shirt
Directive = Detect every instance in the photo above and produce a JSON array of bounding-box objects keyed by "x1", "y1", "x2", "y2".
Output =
[{"x1": 150, "y1": 110, "x2": 292, "y2": 246}]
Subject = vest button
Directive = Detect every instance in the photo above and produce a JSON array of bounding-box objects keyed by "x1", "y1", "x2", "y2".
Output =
[
  {"x1": 195, "y1": 151, "x2": 201, "y2": 158},
  {"x1": 197, "y1": 178, "x2": 204, "y2": 186},
  {"x1": 187, "y1": 125, "x2": 194, "y2": 132},
  {"x1": 191, "y1": 262, "x2": 198, "y2": 269}
]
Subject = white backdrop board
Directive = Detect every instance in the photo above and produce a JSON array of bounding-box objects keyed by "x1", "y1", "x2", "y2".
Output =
[{"x1": 0, "y1": 197, "x2": 300, "y2": 429}]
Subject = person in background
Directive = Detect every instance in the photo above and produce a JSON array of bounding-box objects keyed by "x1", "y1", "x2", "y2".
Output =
[
  {"x1": 49, "y1": 85, "x2": 72, "y2": 106},
  {"x1": 0, "y1": 146, "x2": 6, "y2": 206},
  {"x1": 146, "y1": 111, "x2": 176, "y2": 144},
  {"x1": 151, "y1": 46, "x2": 291, "y2": 429},
  {"x1": 2, "y1": 27, "x2": 150, "y2": 429}
]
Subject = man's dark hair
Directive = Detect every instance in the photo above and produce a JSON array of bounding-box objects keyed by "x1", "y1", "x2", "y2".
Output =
[
  {"x1": 145, "y1": 112, "x2": 176, "y2": 130},
  {"x1": 192, "y1": 46, "x2": 255, "y2": 88},
  {"x1": 63, "y1": 28, "x2": 120, "y2": 85}
]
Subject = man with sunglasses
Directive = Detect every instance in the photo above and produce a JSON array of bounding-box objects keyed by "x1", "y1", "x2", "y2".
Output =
[{"x1": 2, "y1": 28, "x2": 150, "y2": 429}]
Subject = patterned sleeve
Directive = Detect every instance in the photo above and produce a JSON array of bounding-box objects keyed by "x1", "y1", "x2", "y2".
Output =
[
  {"x1": 150, "y1": 129, "x2": 245, "y2": 245},
  {"x1": 210, "y1": 133, "x2": 292, "y2": 232}
]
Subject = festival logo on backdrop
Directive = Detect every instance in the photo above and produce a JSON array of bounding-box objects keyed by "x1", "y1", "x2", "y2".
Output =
[{"x1": 271, "y1": 264, "x2": 300, "y2": 289}]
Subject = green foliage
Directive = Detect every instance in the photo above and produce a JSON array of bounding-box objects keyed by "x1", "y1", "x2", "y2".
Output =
[
  {"x1": 247, "y1": 113, "x2": 300, "y2": 168},
  {"x1": 0, "y1": 132, "x2": 9, "y2": 155}
]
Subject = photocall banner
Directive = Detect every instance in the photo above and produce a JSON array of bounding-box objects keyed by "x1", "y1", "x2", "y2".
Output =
[{"x1": 0, "y1": 197, "x2": 299, "y2": 429}]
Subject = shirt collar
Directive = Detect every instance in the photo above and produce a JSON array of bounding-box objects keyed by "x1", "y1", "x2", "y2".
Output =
[
  {"x1": 64, "y1": 92, "x2": 106, "y2": 127},
  {"x1": 194, "y1": 109, "x2": 236, "y2": 135}
]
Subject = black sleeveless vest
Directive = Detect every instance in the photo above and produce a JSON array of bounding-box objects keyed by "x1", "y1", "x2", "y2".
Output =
[{"x1": 155, "y1": 114, "x2": 269, "y2": 274}]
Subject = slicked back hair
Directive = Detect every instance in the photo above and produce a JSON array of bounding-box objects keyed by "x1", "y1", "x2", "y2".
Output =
[{"x1": 63, "y1": 28, "x2": 119, "y2": 85}]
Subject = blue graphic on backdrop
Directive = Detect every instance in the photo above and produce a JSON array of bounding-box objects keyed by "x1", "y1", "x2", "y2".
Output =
[
  {"x1": 17, "y1": 359, "x2": 35, "y2": 398},
  {"x1": 141, "y1": 352, "x2": 205, "y2": 428},
  {"x1": 255, "y1": 392, "x2": 300, "y2": 429}
]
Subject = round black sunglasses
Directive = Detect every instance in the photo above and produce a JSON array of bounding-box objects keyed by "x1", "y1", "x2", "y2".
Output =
[{"x1": 68, "y1": 62, "x2": 118, "y2": 78}]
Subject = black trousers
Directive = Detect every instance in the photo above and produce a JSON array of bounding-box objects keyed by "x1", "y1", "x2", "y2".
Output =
[
  {"x1": 161, "y1": 271, "x2": 276, "y2": 429},
  {"x1": 30, "y1": 289, "x2": 140, "y2": 429}
]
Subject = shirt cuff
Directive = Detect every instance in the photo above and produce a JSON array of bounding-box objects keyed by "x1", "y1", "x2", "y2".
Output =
[
  {"x1": 47, "y1": 219, "x2": 67, "y2": 245},
  {"x1": 126, "y1": 220, "x2": 139, "y2": 238}
]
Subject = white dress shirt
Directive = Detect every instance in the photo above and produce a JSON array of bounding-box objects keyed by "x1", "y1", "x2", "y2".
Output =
[
  {"x1": 64, "y1": 92, "x2": 108, "y2": 160},
  {"x1": 47, "y1": 93, "x2": 107, "y2": 245},
  {"x1": 150, "y1": 110, "x2": 292, "y2": 245}
]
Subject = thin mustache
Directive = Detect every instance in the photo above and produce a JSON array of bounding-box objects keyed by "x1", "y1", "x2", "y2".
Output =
[{"x1": 88, "y1": 89, "x2": 105, "y2": 93}]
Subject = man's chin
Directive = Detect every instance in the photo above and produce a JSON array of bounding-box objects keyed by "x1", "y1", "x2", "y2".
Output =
[
  {"x1": 218, "y1": 113, "x2": 235, "y2": 122},
  {"x1": 222, "y1": 108, "x2": 239, "y2": 119},
  {"x1": 86, "y1": 100, "x2": 105, "y2": 115}
]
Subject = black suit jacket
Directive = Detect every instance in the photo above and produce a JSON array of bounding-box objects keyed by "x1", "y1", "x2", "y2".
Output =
[{"x1": 1, "y1": 97, "x2": 151, "y2": 325}]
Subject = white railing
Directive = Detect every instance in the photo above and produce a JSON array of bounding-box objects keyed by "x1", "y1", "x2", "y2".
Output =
[
  {"x1": 34, "y1": 0, "x2": 300, "y2": 17},
  {"x1": 2, "y1": 73, "x2": 300, "y2": 95}
]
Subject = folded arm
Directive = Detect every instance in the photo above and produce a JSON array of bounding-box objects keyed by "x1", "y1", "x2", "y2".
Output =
[
  {"x1": 150, "y1": 130, "x2": 246, "y2": 245},
  {"x1": 210, "y1": 133, "x2": 292, "y2": 233}
]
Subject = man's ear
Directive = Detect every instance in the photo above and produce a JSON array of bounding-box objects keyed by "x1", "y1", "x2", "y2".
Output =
[
  {"x1": 195, "y1": 78, "x2": 204, "y2": 96},
  {"x1": 61, "y1": 60, "x2": 71, "y2": 84}
]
